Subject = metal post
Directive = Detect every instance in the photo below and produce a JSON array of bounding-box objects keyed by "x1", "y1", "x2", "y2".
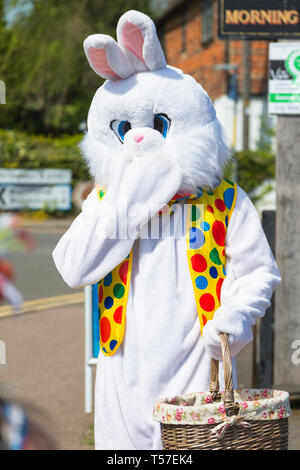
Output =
[
  {"x1": 229, "y1": 70, "x2": 238, "y2": 182},
  {"x1": 274, "y1": 116, "x2": 300, "y2": 390},
  {"x1": 85, "y1": 285, "x2": 93, "y2": 413},
  {"x1": 242, "y1": 40, "x2": 250, "y2": 151},
  {"x1": 258, "y1": 210, "x2": 276, "y2": 388}
]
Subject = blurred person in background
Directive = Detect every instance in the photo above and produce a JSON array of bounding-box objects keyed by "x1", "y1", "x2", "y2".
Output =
[
  {"x1": 0, "y1": 398, "x2": 55, "y2": 450},
  {"x1": 0, "y1": 213, "x2": 35, "y2": 308}
]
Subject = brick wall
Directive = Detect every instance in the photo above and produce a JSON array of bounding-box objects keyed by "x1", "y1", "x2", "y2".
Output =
[{"x1": 158, "y1": 0, "x2": 269, "y2": 100}]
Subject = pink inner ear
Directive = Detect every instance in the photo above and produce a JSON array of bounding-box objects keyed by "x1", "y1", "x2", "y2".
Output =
[
  {"x1": 88, "y1": 47, "x2": 121, "y2": 79},
  {"x1": 122, "y1": 21, "x2": 146, "y2": 65}
]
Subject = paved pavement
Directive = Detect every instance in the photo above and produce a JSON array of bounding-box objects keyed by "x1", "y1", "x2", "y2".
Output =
[
  {"x1": 8, "y1": 230, "x2": 74, "y2": 302},
  {"x1": 0, "y1": 304, "x2": 93, "y2": 450},
  {"x1": 0, "y1": 302, "x2": 299, "y2": 450}
]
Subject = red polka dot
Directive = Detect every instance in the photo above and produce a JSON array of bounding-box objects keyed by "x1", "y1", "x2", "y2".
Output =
[
  {"x1": 222, "y1": 249, "x2": 225, "y2": 257},
  {"x1": 216, "y1": 278, "x2": 224, "y2": 302},
  {"x1": 113, "y1": 306, "x2": 123, "y2": 324},
  {"x1": 200, "y1": 293, "x2": 215, "y2": 312},
  {"x1": 191, "y1": 254, "x2": 207, "y2": 272},
  {"x1": 215, "y1": 199, "x2": 226, "y2": 212},
  {"x1": 212, "y1": 220, "x2": 226, "y2": 246},
  {"x1": 202, "y1": 314, "x2": 208, "y2": 327},
  {"x1": 207, "y1": 205, "x2": 214, "y2": 213},
  {"x1": 100, "y1": 317, "x2": 111, "y2": 343},
  {"x1": 98, "y1": 285, "x2": 103, "y2": 304},
  {"x1": 119, "y1": 260, "x2": 129, "y2": 284}
]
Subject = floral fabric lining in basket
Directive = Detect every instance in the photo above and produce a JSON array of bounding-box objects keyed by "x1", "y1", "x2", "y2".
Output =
[{"x1": 153, "y1": 389, "x2": 292, "y2": 426}]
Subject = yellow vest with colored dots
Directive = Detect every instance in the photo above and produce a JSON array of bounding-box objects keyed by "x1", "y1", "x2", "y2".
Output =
[{"x1": 97, "y1": 179, "x2": 237, "y2": 357}]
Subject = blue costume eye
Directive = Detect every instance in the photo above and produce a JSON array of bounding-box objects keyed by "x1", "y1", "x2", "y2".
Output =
[
  {"x1": 110, "y1": 120, "x2": 131, "y2": 143},
  {"x1": 154, "y1": 114, "x2": 171, "y2": 138}
]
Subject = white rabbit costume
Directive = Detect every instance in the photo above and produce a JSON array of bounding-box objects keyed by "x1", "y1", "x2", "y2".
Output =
[{"x1": 52, "y1": 11, "x2": 281, "y2": 450}]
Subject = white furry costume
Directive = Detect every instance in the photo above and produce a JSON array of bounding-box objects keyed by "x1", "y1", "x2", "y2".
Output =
[{"x1": 52, "y1": 11, "x2": 281, "y2": 450}]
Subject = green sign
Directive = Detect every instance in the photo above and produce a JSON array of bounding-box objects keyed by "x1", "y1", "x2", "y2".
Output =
[{"x1": 269, "y1": 43, "x2": 300, "y2": 115}]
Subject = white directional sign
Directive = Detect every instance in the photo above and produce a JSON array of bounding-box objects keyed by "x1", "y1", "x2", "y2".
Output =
[
  {"x1": 0, "y1": 184, "x2": 71, "y2": 211},
  {"x1": 0, "y1": 168, "x2": 72, "y2": 184},
  {"x1": 0, "y1": 168, "x2": 72, "y2": 211}
]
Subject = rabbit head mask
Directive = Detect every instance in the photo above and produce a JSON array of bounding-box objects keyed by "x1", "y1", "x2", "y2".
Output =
[{"x1": 81, "y1": 10, "x2": 230, "y2": 192}]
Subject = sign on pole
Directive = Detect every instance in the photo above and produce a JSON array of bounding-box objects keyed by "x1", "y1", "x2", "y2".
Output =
[
  {"x1": 0, "y1": 169, "x2": 72, "y2": 211},
  {"x1": 0, "y1": 184, "x2": 71, "y2": 211},
  {"x1": 268, "y1": 42, "x2": 300, "y2": 115},
  {"x1": 0, "y1": 168, "x2": 71, "y2": 184},
  {"x1": 219, "y1": 0, "x2": 300, "y2": 40}
]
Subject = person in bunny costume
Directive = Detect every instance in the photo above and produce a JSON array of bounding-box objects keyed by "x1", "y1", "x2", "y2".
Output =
[{"x1": 52, "y1": 11, "x2": 281, "y2": 450}]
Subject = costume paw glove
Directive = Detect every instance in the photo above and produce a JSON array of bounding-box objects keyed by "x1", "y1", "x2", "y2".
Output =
[{"x1": 202, "y1": 307, "x2": 254, "y2": 360}]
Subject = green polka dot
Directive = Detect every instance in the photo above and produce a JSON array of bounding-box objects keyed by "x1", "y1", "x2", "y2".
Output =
[
  {"x1": 224, "y1": 178, "x2": 234, "y2": 186},
  {"x1": 99, "y1": 189, "x2": 105, "y2": 199},
  {"x1": 206, "y1": 190, "x2": 214, "y2": 196},
  {"x1": 209, "y1": 248, "x2": 221, "y2": 265},
  {"x1": 191, "y1": 205, "x2": 201, "y2": 221},
  {"x1": 113, "y1": 283, "x2": 125, "y2": 299}
]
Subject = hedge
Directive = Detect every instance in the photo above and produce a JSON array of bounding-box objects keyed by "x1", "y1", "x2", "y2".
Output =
[
  {"x1": 0, "y1": 130, "x2": 90, "y2": 187},
  {"x1": 226, "y1": 149, "x2": 275, "y2": 203}
]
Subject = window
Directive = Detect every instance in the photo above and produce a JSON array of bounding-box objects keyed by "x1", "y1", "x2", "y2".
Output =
[{"x1": 202, "y1": 0, "x2": 214, "y2": 44}]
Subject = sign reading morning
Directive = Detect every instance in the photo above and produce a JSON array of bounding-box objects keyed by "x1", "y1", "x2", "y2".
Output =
[{"x1": 218, "y1": 0, "x2": 300, "y2": 39}]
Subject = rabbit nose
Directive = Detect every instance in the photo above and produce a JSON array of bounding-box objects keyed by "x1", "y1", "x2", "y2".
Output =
[{"x1": 133, "y1": 133, "x2": 144, "y2": 143}]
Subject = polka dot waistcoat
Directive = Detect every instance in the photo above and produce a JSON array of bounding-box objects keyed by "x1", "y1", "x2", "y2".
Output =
[{"x1": 97, "y1": 179, "x2": 237, "y2": 356}]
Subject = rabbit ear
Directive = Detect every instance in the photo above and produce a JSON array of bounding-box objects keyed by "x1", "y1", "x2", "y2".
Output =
[
  {"x1": 83, "y1": 34, "x2": 135, "y2": 81},
  {"x1": 117, "y1": 10, "x2": 166, "y2": 73}
]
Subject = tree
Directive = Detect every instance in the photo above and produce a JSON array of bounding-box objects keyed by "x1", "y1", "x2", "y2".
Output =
[{"x1": 0, "y1": 0, "x2": 152, "y2": 134}]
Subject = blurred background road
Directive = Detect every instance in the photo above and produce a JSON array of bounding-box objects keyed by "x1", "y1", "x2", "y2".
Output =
[
  {"x1": 0, "y1": 220, "x2": 95, "y2": 450},
  {"x1": 8, "y1": 221, "x2": 74, "y2": 301}
]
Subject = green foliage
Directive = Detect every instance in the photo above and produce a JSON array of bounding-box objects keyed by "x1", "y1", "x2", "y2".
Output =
[
  {"x1": 0, "y1": 2, "x2": 276, "y2": 210},
  {"x1": 0, "y1": 129, "x2": 90, "y2": 186},
  {"x1": 225, "y1": 115, "x2": 276, "y2": 202},
  {"x1": 225, "y1": 149, "x2": 275, "y2": 202},
  {"x1": 0, "y1": 0, "x2": 152, "y2": 134}
]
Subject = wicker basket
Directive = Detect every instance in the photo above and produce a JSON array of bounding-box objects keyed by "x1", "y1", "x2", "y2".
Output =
[{"x1": 153, "y1": 334, "x2": 291, "y2": 450}]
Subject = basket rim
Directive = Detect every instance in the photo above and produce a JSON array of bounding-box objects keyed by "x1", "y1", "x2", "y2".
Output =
[{"x1": 153, "y1": 388, "x2": 291, "y2": 426}]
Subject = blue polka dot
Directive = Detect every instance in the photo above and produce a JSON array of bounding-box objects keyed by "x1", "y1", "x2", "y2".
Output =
[
  {"x1": 200, "y1": 221, "x2": 210, "y2": 231},
  {"x1": 225, "y1": 215, "x2": 228, "y2": 227},
  {"x1": 209, "y1": 267, "x2": 218, "y2": 279},
  {"x1": 222, "y1": 265, "x2": 226, "y2": 276},
  {"x1": 110, "y1": 340, "x2": 117, "y2": 351},
  {"x1": 189, "y1": 227, "x2": 205, "y2": 249},
  {"x1": 195, "y1": 276, "x2": 208, "y2": 290},
  {"x1": 224, "y1": 188, "x2": 235, "y2": 210},
  {"x1": 104, "y1": 296, "x2": 113, "y2": 309},
  {"x1": 104, "y1": 273, "x2": 112, "y2": 287},
  {"x1": 196, "y1": 188, "x2": 203, "y2": 198},
  {"x1": 102, "y1": 347, "x2": 107, "y2": 353}
]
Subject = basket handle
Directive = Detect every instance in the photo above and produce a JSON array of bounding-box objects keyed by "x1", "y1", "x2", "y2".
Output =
[{"x1": 209, "y1": 333, "x2": 239, "y2": 417}]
